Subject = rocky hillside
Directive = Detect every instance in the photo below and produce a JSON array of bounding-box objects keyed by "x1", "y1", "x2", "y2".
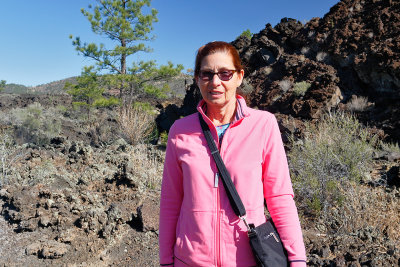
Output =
[{"x1": 2, "y1": 73, "x2": 192, "y2": 98}]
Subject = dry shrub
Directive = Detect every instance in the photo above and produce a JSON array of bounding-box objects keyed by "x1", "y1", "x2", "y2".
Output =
[
  {"x1": 301, "y1": 46, "x2": 310, "y2": 54},
  {"x1": 338, "y1": 183, "x2": 400, "y2": 242},
  {"x1": 0, "y1": 130, "x2": 15, "y2": 185},
  {"x1": 129, "y1": 144, "x2": 164, "y2": 191},
  {"x1": 117, "y1": 104, "x2": 156, "y2": 145},
  {"x1": 316, "y1": 51, "x2": 328, "y2": 62},
  {"x1": 279, "y1": 79, "x2": 292, "y2": 93},
  {"x1": 347, "y1": 95, "x2": 369, "y2": 112}
]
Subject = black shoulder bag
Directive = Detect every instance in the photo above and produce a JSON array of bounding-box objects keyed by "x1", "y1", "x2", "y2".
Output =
[{"x1": 199, "y1": 113, "x2": 289, "y2": 267}]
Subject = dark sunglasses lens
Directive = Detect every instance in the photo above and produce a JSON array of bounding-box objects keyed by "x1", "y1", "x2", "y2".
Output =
[
  {"x1": 218, "y1": 71, "x2": 233, "y2": 81},
  {"x1": 200, "y1": 71, "x2": 213, "y2": 81}
]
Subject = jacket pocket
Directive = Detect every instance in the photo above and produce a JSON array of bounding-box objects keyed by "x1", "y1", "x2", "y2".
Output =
[
  {"x1": 174, "y1": 210, "x2": 215, "y2": 266},
  {"x1": 220, "y1": 208, "x2": 265, "y2": 266}
]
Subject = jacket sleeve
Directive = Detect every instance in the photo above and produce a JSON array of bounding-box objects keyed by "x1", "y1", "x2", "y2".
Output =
[
  {"x1": 262, "y1": 114, "x2": 307, "y2": 266},
  {"x1": 159, "y1": 124, "x2": 183, "y2": 266}
]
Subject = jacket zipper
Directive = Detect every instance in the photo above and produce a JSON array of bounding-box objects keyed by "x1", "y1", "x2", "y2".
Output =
[
  {"x1": 216, "y1": 181, "x2": 221, "y2": 267},
  {"x1": 216, "y1": 124, "x2": 229, "y2": 267},
  {"x1": 216, "y1": 134, "x2": 221, "y2": 267},
  {"x1": 212, "y1": 121, "x2": 233, "y2": 267}
]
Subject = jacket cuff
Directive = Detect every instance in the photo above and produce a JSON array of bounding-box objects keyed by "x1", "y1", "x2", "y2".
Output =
[{"x1": 290, "y1": 260, "x2": 307, "y2": 267}]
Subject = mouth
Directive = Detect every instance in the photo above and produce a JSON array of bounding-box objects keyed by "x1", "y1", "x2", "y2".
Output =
[{"x1": 209, "y1": 91, "x2": 223, "y2": 95}]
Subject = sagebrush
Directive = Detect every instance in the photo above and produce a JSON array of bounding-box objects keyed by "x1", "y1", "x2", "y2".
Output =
[
  {"x1": 0, "y1": 103, "x2": 62, "y2": 146},
  {"x1": 289, "y1": 111, "x2": 376, "y2": 218}
]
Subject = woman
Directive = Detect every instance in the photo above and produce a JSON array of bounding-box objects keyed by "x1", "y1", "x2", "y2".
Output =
[{"x1": 159, "y1": 41, "x2": 306, "y2": 266}]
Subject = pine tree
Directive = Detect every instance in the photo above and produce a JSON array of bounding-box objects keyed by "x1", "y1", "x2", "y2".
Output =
[
  {"x1": 0, "y1": 80, "x2": 6, "y2": 92},
  {"x1": 64, "y1": 66, "x2": 118, "y2": 118},
  {"x1": 70, "y1": 0, "x2": 183, "y2": 99}
]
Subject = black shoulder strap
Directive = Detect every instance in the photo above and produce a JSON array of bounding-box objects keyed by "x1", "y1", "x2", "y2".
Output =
[{"x1": 198, "y1": 113, "x2": 246, "y2": 218}]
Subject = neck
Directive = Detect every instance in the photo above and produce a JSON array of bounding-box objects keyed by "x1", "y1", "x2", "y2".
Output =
[{"x1": 206, "y1": 100, "x2": 236, "y2": 126}]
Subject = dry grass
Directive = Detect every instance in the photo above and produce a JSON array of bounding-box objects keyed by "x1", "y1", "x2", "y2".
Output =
[
  {"x1": 129, "y1": 144, "x2": 165, "y2": 191},
  {"x1": 316, "y1": 51, "x2": 328, "y2": 62},
  {"x1": 279, "y1": 79, "x2": 292, "y2": 93},
  {"x1": 117, "y1": 104, "x2": 157, "y2": 145},
  {"x1": 0, "y1": 131, "x2": 13, "y2": 185},
  {"x1": 347, "y1": 95, "x2": 369, "y2": 112},
  {"x1": 342, "y1": 184, "x2": 400, "y2": 243}
]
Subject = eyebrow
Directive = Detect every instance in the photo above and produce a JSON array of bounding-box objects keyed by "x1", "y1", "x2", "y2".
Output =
[{"x1": 200, "y1": 67, "x2": 233, "y2": 72}]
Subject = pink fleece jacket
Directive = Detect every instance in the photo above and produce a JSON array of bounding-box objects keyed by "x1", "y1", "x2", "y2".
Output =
[{"x1": 159, "y1": 96, "x2": 307, "y2": 266}]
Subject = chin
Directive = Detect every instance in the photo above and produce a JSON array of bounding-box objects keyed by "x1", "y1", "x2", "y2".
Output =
[{"x1": 206, "y1": 98, "x2": 226, "y2": 106}]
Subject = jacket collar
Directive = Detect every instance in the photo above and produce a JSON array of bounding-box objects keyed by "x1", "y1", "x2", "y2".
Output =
[{"x1": 197, "y1": 95, "x2": 250, "y2": 127}]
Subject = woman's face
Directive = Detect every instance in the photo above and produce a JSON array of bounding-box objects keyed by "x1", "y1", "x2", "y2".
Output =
[{"x1": 196, "y1": 51, "x2": 244, "y2": 109}]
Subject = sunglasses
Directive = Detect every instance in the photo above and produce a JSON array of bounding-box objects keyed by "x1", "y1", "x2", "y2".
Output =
[{"x1": 198, "y1": 69, "x2": 237, "y2": 81}]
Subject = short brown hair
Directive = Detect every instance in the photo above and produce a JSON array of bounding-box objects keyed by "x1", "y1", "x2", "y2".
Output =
[{"x1": 194, "y1": 41, "x2": 243, "y2": 78}]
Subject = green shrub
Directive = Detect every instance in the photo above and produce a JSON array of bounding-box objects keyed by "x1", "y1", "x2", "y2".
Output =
[
  {"x1": 133, "y1": 101, "x2": 154, "y2": 113},
  {"x1": 159, "y1": 131, "x2": 168, "y2": 147},
  {"x1": 293, "y1": 81, "x2": 311, "y2": 97},
  {"x1": 144, "y1": 83, "x2": 170, "y2": 99},
  {"x1": 0, "y1": 80, "x2": 6, "y2": 92},
  {"x1": 56, "y1": 105, "x2": 68, "y2": 114},
  {"x1": 288, "y1": 111, "x2": 376, "y2": 216},
  {"x1": 9, "y1": 103, "x2": 62, "y2": 146},
  {"x1": 93, "y1": 96, "x2": 120, "y2": 107},
  {"x1": 379, "y1": 141, "x2": 400, "y2": 154},
  {"x1": 239, "y1": 29, "x2": 253, "y2": 40}
]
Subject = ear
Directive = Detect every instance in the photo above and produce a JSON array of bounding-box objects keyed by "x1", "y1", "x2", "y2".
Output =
[{"x1": 236, "y1": 69, "x2": 244, "y2": 87}]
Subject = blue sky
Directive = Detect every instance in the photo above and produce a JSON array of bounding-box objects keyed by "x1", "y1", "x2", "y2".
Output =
[{"x1": 0, "y1": 0, "x2": 339, "y2": 86}]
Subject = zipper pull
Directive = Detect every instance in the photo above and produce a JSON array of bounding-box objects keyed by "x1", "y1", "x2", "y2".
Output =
[
  {"x1": 214, "y1": 173, "x2": 219, "y2": 188},
  {"x1": 271, "y1": 232, "x2": 279, "y2": 242}
]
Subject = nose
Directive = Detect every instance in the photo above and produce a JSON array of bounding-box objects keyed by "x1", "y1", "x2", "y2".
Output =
[{"x1": 211, "y1": 73, "x2": 221, "y2": 86}]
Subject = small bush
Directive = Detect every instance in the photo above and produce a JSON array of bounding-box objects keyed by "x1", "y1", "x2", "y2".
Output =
[
  {"x1": 129, "y1": 144, "x2": 165, "y2": 190},
  {"x1": 133, "y1": 101, "x2": 155, "y2": 113},
  {"x1": 289, "y1": 111, "x2": 376, "y2": 217},
  {"x1": 0, "y1": 130, "x2": 15, "y2": 185},
  {"x1": 347, "y1": 95, "x2": 369, "y2": 112},
  {"x1": 93, "y1": 96, "x2": 120, "y2": 107},
  {"x1": 239, "y1": 29, "x2": 253, "y2": 40},
  {"x1": 6, "y1": 103, "x2": 62, "y2": 146},
  {"x1": 301, "y1": 47, "x2": 310, "y2": 55},
  {"x1": 379, "y1": 141, "x2": 400, "y2": 154},
  {"x1": 293, "y1": 81, "x2": 311, "y2": 97},
  {"x1": 56, "y1": 105, "x2": 68, "y2": 114},
  {"x1": 279, "y1": 79, "x2": 292, "y2": 93},
  {"x1": 117, "y1": 104, "x2": 157, "y2": 145},
  {"x1": 159, "y1": 131, "x2": 168, "y2": 147},
  {"x1": 0, "y1": 80, "x2": 6, "y2": 92},
  {"x1": 316, "y1": 51, "x2": 328, "y2": 62},
  {"x1": 144, "y1": 84, "x2": 170, "y2": 99}
]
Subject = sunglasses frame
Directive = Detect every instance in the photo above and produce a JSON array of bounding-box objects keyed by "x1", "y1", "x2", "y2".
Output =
[{"x1": 198, "y1": 69, "x2": 237, "y2": 81}]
